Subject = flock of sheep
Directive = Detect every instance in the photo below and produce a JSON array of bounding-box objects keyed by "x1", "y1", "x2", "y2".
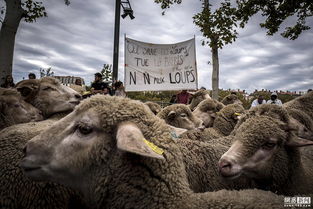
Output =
[{"x1": 0, "y1": 77, "x2": 312, "y2": 209}]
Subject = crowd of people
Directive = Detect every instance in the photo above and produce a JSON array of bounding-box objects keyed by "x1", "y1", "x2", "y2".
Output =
[
  {"x1": 251, "y1": 92, "x2": 283, "y2": 107},
  {"x1": 1, "y1": 73, "x2": 310, "y2": 107}
]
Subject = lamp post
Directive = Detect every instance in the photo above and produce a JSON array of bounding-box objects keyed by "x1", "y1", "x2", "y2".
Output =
[{"x1": 112, "y1": 0, "x2": 134, "y2": 83}]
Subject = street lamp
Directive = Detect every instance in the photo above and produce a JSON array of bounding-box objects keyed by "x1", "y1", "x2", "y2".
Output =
[{"x1": 112, "y1": 0, "x2": 135, "y2": 83}]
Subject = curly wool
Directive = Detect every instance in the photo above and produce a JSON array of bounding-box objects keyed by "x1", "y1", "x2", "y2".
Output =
[
  {"x1": 231, "y1": 105, "x2": 313, "y2": 195},
  {"x1": 33, "y1": 95, "x2": 285, "y2": 209},
  {"x1": 177, "y1": 138, "x2": 256, "y2": 193},
  {"x1": 181, "y1": 104, "x2": 245, "y2": 143},
  {"x1": 284, "y1": 91, "x2": 313, "y2": 119},
  {"x1": 0, "y1": 88, "x2": 21, "y2": 129},
  {"x1": 156, "y1": 104, "x2": 201, "y2": 129},
  {"x1": 189, "y1": 89, "x2": 211, "y2": 111},
  {"x1": 221, "y1": 94, "x2": 240, "y2": 106},
  {"x1": 0, "y1": 116, "x2": 85, "y2": 209},
  {"x1": 145, "y1": 101, "x2": 162, "y2": 115},
  {"x1": 195, "y1": 98, "x2": 224, "y2": 113}
]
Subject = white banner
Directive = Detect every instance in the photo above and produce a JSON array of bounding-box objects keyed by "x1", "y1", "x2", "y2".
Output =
[{"x1": 124, "y1": 37, "x2": 198, "y2": 92}]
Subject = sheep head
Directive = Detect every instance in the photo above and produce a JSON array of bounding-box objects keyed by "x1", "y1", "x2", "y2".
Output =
[
  {"x1": 193, "y1": 98, "x2": 225, "y2": 128},
  {"x1": 21, "y1": 95, "x2": 170, "y2": 192},
  {"x1": 16, "y1": 77, "x2": 82, "y2": 118},
  {"x1": 145, "y1": 101, "x2": 162, "y2": 115},
  {"x1": 0, "y1": 88, "x2": 43, "y2": 129},
  {"x1": 188, "y1": 89, "x2": 211, "y2": 111},
  {"x1": 157, "y1": 104, "x2": 204, "y2": 130},
  {"x1": 218, "y1": 114, "x2": 313, "y2": 182},
  {"x1": 221, "y1": 94, "x2": 243, "y2": 106}
]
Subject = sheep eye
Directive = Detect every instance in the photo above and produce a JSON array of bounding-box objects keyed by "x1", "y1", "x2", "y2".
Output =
[
  {"x1": 180, "y1": 113, "x2": 187, "y2": 117},
  {"x1": 14, "y1": 104, "x2": 20, "y2": 108},
  {"x1": 78, "y1": 126, "x2": 93, "y2": 135},
  {"x1": 43, "y1": 86, "x2": 55, "y2": 91},
  {"x1": 262, "y1": 142, "x2": 276, "y2": 150}
]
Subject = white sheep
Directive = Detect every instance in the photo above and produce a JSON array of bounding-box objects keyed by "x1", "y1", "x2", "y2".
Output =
[
  {"x1": 16, "y1": 77, "x2": 81, "y2": 118},
  {"x1": 0, "y1": 88, "x2": 43, "y2": 130},
  {"x1": 21, "y1": 95, "x2": 285, "y2": 209},
  {"x1": 219, "y1": 104, "x2": 313, "y2": 195}
]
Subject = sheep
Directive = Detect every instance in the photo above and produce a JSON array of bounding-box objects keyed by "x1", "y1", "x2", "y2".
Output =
[
  {"x1": 157, "y1": 104, "x2": 204, "y2": 130},
  {"x1": 21, "y1": 95, "x2": 285, "y2": 209},
  {"x1": 287, "y1": 108, "x2": 313, "y2": 139},
  {"x1": 284, "y1": 91, "x2": 313, "y2": 119},
  {"x1": 145, "y1": 101, "x2": 162, "y2": 115},
  {"x1": 0, "y1": 88, "x2": 43, "y2": 130},
  {"x1": 16, "y1": 77, "x2": 81, "y2": 118},
  {"x1": 219, "y1": 104, "x2": 313, "y2": 195},
  {"x1": 221, "y1": 94, "x2": 243, "y2": 106},
  {"x1": 0, "y1": 79, "x2": 83, "y2": 209},
  {"x1": 283, "y1": 91, "x2": 313, "y2": 139},
  {"x1": 189, "y1": 89, "x2": 211, "y2": 111},
  {"x1": 0, "y1": 118, "x2": 86, "y2": 209},
  {"x1": 181, "y1": 104, "x2": 245, "y2": 144},
  {"x1": 192, "y1": 98, "x2": 225, "y2": 128},
  {"x1": 177, "y1": 137, "x2": 256, "y2": 193}
]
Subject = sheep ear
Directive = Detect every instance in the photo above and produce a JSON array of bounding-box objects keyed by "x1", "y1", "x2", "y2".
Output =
[
  {"x1": 167, "y1": 111, "x2": 176, "y2": 120},
  {"x1": 116, "y1": 122, "x2": 165, "y2": 159},
  {"x1": 286, "y1": 137, "x2": 313, "y2": 147},
  {"x1": 204, "y1": 94, "x2": 211, "y2": 99},
  {"x1": 168, "y1": 125, "x2": 187, "y2": 137}
]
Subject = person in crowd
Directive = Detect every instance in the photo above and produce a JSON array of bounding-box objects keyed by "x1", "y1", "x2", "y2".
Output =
[
  {"x1": 70, "y1": 78, "x2": 86, "y2": 95},
  {"x1": 170, "y1": 94, "x2": 177, "y2": 104},
  {"x1": 114, "y1": 81, "x2": 127, "y2": 97},
  {"x1": 28, "y1": 73, "x2": 36, "y2": 79},
  {"x1": 1, "y1": 75, "x2": 15, "y2": 88},
  {"x1": 267, "y1": 92, "x2": 282, "y2": 105},
  {"x1": 176, "y1": 90, "x2": 191, "y2": 104},
  {"x1": 91, "y1": 73, "x2": 111, "y2": 95},
  {"x1": 308, "y1": 89, "x2": 312, "y2": 93},
  {"x1": 103, "y1": 87, "x2": 111, "y2": 95},
  {"x1": 200, "y1": 86, "x2": 206, "y2": 90},
  {"x1": 251, "y1": 95, "x2": 266, "y2": 108}
]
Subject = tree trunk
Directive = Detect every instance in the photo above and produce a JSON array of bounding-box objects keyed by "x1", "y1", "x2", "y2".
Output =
[
  {"x1": 211, "y1": 40, "x2": 219, "y2": 100},
  {"x1": 0, "y1": 0, "x2": 24, "y2": 85}
]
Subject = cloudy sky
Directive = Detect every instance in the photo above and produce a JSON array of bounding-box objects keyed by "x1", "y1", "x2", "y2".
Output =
[{"x1": 2, "y1": 0, "x2": 313, "y2": 93}]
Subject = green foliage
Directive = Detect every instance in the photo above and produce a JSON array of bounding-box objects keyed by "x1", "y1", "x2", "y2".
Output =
[
  {"x1": 154, "y1": 0, "x2": 182, "y2": 15},
  {"x1": 101, "y1": 64, "x2": 112, "y2": 82},
  {"x1": 9, "y1": 0, "x2": 70, "y2": 23},
  {"x1": 193, "y1": 0, "x2": 238, "y2": 49},
  {"x1": 128, "y1": 91, "x2": 177, "y2": 103},
  {"x1": 22, "y1": 0, "x2": 46, "y2": 22},
  {"x1": 236, "y1": 0, "x2": 313, "y2": 40},
  {"x1": 39, "y1": 67, "x2": 54, "y2": 78}
]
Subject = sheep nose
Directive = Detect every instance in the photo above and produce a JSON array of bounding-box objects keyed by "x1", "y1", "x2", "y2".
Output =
[
  {"x1": 23, "y1": 145, "x2": 28, "y2": 157},
  {"x1": 218, "y1": 158, "x2": 233, "y2": 176}
]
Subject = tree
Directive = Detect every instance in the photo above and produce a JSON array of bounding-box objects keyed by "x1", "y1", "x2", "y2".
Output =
[
  {"x1": 39, "y1": 67, "x2": 54, "y2": 78},
  {"x1": 101, "y1": 64, "x2": 112, "y2": 82},
  {"x1": 155, "y1": 0, "x2": 238, "y2": 100},
  {"x1": 0, "y1": 0, "x2": 70, "y2": 85},
  {"x1": 236, "y1": 0, "x2": 313, "y2": 40}
]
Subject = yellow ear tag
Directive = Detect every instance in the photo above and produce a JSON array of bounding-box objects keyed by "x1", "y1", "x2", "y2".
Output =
[
  {"x1": 234, "y1": 112, "x2": 241, "y2": 116},
  {"x1": 143, "y1": 139, "x2": 164, "y2": 155}
]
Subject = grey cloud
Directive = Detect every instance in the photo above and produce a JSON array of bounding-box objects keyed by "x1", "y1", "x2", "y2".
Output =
[{"x1": 10, "y1": 0, "x2": 313, "y2": 93}]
